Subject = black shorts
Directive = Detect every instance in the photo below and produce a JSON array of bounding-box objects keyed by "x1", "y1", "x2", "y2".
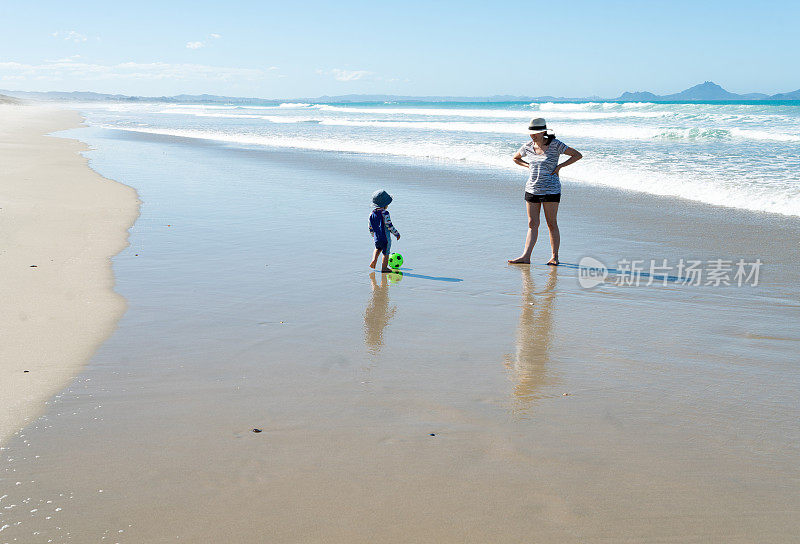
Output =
[{"x1": 524, "y1": 192, "x2": 561, "y2": 203}]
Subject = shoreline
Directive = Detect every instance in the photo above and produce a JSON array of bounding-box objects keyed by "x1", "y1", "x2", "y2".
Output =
[{"x1": 0, "y1": 104, "x2": 139, "y2": 445}]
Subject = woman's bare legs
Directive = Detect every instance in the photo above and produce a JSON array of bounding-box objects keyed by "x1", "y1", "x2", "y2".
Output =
[
  {"x1": 543, "y1": 202, "x2": 560, "y2": 265},
  {"x1": 508, "y1": 202, "x2": 541, "y2": 264}
]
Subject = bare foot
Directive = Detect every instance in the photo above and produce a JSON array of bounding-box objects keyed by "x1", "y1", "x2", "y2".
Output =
[
  {"x1": 508, "y1": 257, "x2": 531, "y2": 264},
  {"x1": 369, "y1": 261, "x2": 377, "y2": 269},
  {"x1": 546, "y1": 257, "x2": 559, "y2": 266},
  {"x1": 381, "y1": 268, "x2": 394, "y2": 273}
]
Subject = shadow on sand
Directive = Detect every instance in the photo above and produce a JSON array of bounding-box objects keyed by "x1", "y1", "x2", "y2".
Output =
[{"x1": 390, "y1": 268, "x2": 463, "y2": 282}]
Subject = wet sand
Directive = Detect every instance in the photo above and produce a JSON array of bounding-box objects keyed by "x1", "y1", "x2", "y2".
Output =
[
  {"x1": 0, "y1": 105, "x2": 138, "y2": 445},
  {"x1": 1, "y1": 126, "x2": 799, "y2": 542}
]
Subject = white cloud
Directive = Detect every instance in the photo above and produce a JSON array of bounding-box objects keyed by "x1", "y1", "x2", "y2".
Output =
[
  {"x1": 0, "y1": 59, "x2": 272, "y2": 83},
  {"x1": 186, "y1": 34, "x2": 222, "y2": 49},
  {"x1": 186, "y1": 34, "x2": 221, "y2": 50},
  {"x1": 316, "y1": 68, "x2": 374, "y2": 82},
  {"x1": 51, "y1": 30, "x2": 88, "y2": 43}
]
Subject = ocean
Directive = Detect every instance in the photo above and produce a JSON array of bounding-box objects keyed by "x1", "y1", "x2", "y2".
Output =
[{"x1": 74, "y1": 100, "x2": 800, "y2": 216}]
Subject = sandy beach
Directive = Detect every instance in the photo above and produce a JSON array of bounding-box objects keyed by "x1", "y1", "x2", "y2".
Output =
[
  {"x1": 1, "y1": 112, "x2": 799, "y2": 542},
  {"x1": 0, "y1": 104, "x2": 138, "y2": 445}
]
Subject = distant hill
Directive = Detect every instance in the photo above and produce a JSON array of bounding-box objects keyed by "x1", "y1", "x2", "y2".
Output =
[
  {"x1": 664, "y1": 81, "x2": 771, "y2": 100},
  {"x1": 770, "y1": 89, "x2": 800, "y2": 100},
  {"x1": 2, "y1": 82, "x2": 798, "y2": 104},
  {"x1": 616, "y1": 91, "x2": 658, "y2": 101},
  {"x1": 662, "y1": 81, "x2": 743, "y2": 100},
  {"x1": 615, "y1": 81, "x2": 787, "y2": 101}
]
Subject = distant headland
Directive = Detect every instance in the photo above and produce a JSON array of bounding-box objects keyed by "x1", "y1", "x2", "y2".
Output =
[{"x1": 614, "y1": 81, "x2": 799, "y2": 101}]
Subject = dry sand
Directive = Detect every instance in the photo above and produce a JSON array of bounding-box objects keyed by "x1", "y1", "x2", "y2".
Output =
[{"x1": 0, "y1": 104, "x2": 139, "y2": 444}]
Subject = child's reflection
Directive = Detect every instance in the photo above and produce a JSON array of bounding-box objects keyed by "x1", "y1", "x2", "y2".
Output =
[
  {"x1": 364, "y1": 271, "x2": 400, "y2": 354},
  {"x1": 505, "y1": 266, "x2": 558, "y2": 415}
]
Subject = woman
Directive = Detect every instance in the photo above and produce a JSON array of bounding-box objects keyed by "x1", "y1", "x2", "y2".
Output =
[{"x1": 508, "y1": 117, "x2": 582, "y2": 265}]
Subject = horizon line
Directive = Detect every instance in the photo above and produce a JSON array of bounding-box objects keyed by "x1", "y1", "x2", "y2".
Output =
[{"x1": 3, "y1": 80, "x2": 800, "y2": 103}]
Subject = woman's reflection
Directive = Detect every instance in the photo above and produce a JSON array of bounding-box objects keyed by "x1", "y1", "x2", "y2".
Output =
[
  {"x1": 364, "y1": 271, "x2": 400, "y2": 354},
  {"x1": 505, "y1": 266, "x2": 558, "y2": 415}
]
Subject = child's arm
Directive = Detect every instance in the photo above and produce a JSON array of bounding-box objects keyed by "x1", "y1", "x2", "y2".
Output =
[{"x1": 382, "y1": 209, "x2": 400, "y2": 239}]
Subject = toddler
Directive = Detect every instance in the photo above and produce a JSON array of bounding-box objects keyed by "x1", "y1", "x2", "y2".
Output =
[{"x1": 368, "y1": 190, "x2": 400, "y2": 272}]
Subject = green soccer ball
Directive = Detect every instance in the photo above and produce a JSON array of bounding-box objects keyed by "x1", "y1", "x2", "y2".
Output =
[{"x1": 388, "y1": 253, "x2": 404, "y2": 269}]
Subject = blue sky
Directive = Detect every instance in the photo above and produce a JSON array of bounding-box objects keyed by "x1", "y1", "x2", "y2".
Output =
[{"x1": 1, "y1": 0, "x2": 798, "y2": 98}]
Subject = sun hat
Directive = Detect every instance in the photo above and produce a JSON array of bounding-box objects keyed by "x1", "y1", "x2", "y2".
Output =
[
  {"x1": 372, "y1": 190, "x2": 393, "y2": 208},
  {"x1": 527, "y1": 117, "x2": 548, "y2": 134}
]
